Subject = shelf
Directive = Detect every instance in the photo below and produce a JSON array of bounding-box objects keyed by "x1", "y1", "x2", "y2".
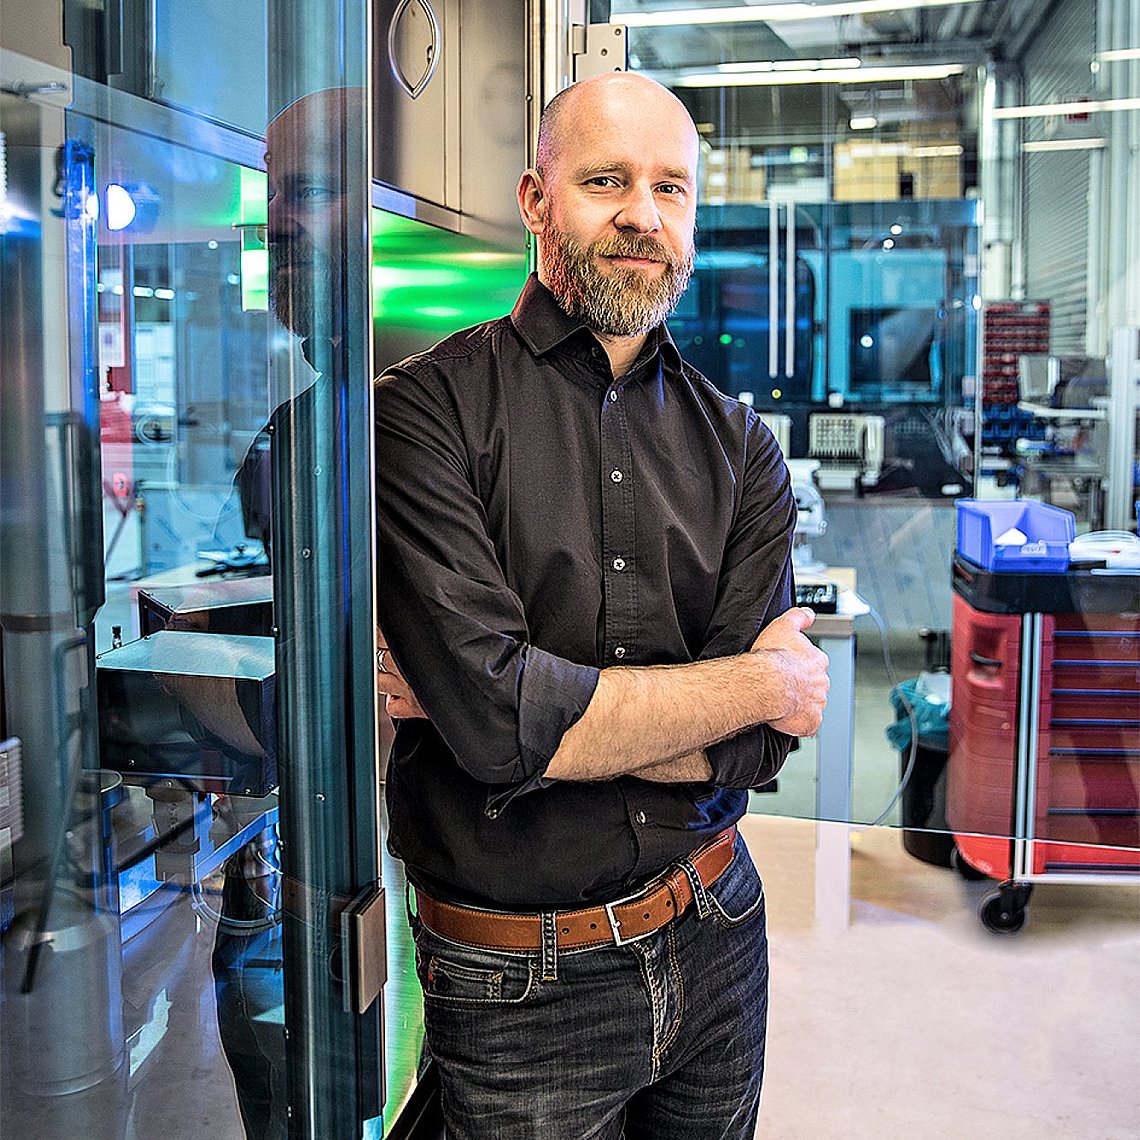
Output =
[{"x1": 1018, "y1": 402, "x2": 1107, "y2": 421}]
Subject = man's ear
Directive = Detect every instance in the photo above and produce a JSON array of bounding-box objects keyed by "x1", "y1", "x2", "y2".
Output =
[{"x1": 517, "y1": 169, "x2": 546, "y2": 236}]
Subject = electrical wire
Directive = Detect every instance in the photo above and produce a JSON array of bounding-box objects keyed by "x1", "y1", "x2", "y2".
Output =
[
  {"x1": 189, "y1": 878, "x2": 282, "y2": 933},
  {"x1": 858, "y1": 602, "x2": 923, "y2": 829},
  {"x1": 799, "y1": 576, "x2": 926, "y2": 830}
]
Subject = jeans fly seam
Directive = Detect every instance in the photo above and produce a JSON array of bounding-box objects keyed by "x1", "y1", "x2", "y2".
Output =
[
  {"x1": 653, "y1": 920, "x2": 685, "y2": 1062},
  {"x1": 634, "y1": 941, "x2": 666, "y2": 1083}
]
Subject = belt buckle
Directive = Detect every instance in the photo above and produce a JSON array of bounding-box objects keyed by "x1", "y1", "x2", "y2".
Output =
[{"x1": 602, "y1": 885, "x2": 660, "y2": 947}]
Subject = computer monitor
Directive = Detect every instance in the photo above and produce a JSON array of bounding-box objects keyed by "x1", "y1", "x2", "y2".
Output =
[{"x1": 849, "y1": 306, "x2": 937, "y2": 394}]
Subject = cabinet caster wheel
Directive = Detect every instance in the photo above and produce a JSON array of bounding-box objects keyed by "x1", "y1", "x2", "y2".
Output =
[
  {"x1": 951, "y1": 846, "x2": 988, "y2": 881},
  {"x1": 980, "y1": 884, "x2": 1031, "y2": 935}
]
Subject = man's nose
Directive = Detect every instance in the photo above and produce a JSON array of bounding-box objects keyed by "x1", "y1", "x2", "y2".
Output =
[{"x1": 614, "y1": 182, "x2": 661, "y2": 234}]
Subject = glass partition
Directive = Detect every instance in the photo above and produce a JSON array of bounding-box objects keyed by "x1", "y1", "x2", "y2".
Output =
[
  {"x1": 618, "y1": 0, "x2": 1139, "y2": 947},
  {"x1": 0, "y1": 2, "x2": 398, "y2": 1136}
]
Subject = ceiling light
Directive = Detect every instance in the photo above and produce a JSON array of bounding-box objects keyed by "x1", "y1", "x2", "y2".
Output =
[
  {"x1": 1021, "y1": 137, "x2": 1106, "y2": 152},
  {"x1": 718, "y1": 57, "x2": 861, "y2": 73},
  {"x1": 619, "y1": 0, "x2": 987, "y2": 28},
  {"x1": 993, "y1": 97, "x2": 1140, "y2": 119},
  {"x1": 849, "y1": 115, "x2": 878, "y2": 130},
  {"x1": 849, "y1": 142, "x2": 907, "y2": 157},
  {"x1": 1094, "y1": 47, "x2": 1140, "y2": 63},
  {"x1": 671, "y1": 63, "x2": 966, "y2": 87},
  {"x1": 909, "y1": 144, "x2": 964, "y2": 156}
]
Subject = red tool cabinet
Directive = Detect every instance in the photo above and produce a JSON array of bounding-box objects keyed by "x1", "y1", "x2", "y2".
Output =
[{"x1": 948, "y1": 556, "x2": 1140, "y2": 932}]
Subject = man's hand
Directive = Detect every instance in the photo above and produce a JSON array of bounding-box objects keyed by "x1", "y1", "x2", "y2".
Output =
[
  {"x1": 376, "y1": 642, "x2": 428, "y2": 720},
  {"x1": 749, "y1": 607, "x2": 830, "y2": 737}
]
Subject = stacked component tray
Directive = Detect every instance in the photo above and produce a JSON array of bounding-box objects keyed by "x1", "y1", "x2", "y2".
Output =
[
  {"x1": 980, "y1": 301, "x2": 1050, "y2": 458},
  {"x1": 947, "y1": 557, "x2": 1140, "y2": 932}
]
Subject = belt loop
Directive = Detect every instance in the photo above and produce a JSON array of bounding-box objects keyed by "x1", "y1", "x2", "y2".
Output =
[
  {"x1": 539, "y1": 912, "x2": 559, "y2": 981},
  {"x1": 680, "y1": 858, "x2": 714, "y2": 919}
]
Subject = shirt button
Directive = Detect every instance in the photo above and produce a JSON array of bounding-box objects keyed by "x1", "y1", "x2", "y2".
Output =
[
  {"x1": 612, "y1": 557, "x2": 626, "y2": 572},
  {"x1": 610, "y1": 469, "x2": 623, "y2": 483},
  {"x1": 614, "y1": 646, "x2": 626, "y2": 659},
  {"x1": 636, "y1": 811, "x2": 647, "y2": 825}
]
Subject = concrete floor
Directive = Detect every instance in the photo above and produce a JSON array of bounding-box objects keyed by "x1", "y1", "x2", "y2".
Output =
[
  {"x1": 5, "y1": 632, "x2": 1137, "y2": 1139},
  {"x1": 748, "y1": 814, "x2": 1140, "y2": 1140}
]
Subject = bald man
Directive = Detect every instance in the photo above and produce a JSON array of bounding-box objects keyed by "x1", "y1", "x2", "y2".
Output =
[{"x1": 376, "y1": 73, "x2": 828, "y2": 1139}]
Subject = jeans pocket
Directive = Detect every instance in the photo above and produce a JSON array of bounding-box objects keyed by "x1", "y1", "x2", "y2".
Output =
[
  {"x1": 412, "y1": 921, "x2": 539, "y2": 1006},
  {"x1": 702, "y1": 844, "x2": 765, "y2": 929}
]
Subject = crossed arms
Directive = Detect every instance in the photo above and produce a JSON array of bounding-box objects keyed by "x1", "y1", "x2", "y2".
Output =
[{"x1": 375, "y1": 361, "x2": 829, "y2": 792}]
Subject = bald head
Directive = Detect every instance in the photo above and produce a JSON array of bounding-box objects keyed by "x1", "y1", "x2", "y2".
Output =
[
  {"x1": 535, "y1": 73, "x2": 699, "y2": 179},
  {"x1": 266, "y1": 86, "x2": 366, "y2": 173},
  {"x1": 518, "y1": 73, "x2": 698, "y2": 342},
  {"x1": 265, "y1": 87, "x2": 366, "y2": 338}
]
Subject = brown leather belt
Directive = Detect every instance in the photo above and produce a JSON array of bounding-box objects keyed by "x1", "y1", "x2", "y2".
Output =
[{"x1": 414, "y1": 826, "x2": 737, "y2": 952}]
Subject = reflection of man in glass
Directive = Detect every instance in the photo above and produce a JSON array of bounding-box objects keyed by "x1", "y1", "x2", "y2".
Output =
[
  {"x1": 236, "y1": 86, "x2": 365, "y2": 558},
  {"x1": 214, "y1": 86, "x2": 373, "y2": 1140}
]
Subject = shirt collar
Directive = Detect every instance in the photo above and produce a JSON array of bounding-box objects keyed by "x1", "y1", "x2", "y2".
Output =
[{"x1": 510, "y1": 272, "x2": 684, "y2": 374}]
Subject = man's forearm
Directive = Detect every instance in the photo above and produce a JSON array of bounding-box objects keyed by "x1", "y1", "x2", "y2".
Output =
[
  {"x1": 546, "y1": 653, "x2": 791, "y2": 782},
  {"x1": 635, "y1": 751, "x2": 712, "y2": 783}
]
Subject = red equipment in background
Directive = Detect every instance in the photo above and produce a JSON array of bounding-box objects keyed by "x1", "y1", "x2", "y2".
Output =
[{"x1": 948, "y1": 558, "x2": 1140, "y2": 933}]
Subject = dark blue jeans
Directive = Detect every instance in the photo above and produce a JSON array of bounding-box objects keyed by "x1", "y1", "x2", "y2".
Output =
[{"x1": 411, "y1": 833, "x2": 768, "y2": 1140}]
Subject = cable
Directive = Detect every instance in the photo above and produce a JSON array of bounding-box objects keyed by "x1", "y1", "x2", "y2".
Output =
[
  {"x1": 797, "y1": 576, "x2": 928, "y2": 831},
  {"x1": 189, "y1": 878, "x2": 282, "y2": 933},
  {"x1": 858, "y1": 602, "x2": 924, "y2": 829}
]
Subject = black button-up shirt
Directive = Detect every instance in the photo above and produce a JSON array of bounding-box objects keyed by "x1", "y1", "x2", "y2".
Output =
[{"x1": 376, "y1": 275, "x2": 796, "y2": 910}]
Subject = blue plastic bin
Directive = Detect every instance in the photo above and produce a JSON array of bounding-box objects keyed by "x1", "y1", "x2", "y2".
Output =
[{"x1": 955, "y1": 499, "x2": 1075, "y2": 572}]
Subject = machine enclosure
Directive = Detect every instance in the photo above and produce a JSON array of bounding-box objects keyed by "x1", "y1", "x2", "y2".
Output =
[{"x1": 97, "y1": 631, "x2": 277, "y2": 796}]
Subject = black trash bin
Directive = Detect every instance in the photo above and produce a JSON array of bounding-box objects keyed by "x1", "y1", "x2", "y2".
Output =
[{"x1": 887, "y1": 679, "x2": 954, "y2": 867}]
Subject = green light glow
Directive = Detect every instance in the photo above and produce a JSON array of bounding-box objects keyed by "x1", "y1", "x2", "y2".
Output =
[
  {"x1": 241, "y1": 247, "x2": 268, "y2": 312},
  {"x1": 239, "y1": 168, "x2": 267, "y2": 226},
  {"x1": 371, "y1": 207, "x2": 527, "y2": 331},
  {"x1": 239, "y1": 168, "x2": 268, "y2": 311}
]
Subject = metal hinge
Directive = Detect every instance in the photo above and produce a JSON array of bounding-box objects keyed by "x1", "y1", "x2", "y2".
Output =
[{"x1": 571, "y1": 22, "x2": 628, "y2": 82}]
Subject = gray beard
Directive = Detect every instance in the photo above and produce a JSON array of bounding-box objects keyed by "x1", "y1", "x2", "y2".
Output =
[
  {"x1": 541, "y1": 225, "x2": 694, "y2": 337},
  {"x1": 269, "y1": 241, "x2": 333, "y2": 340}
]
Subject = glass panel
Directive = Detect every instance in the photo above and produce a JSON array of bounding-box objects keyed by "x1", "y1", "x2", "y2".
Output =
[
  {"x1": 1, "y1": 2, "x2": 398, "y2": 1137},
  {"x1": 153, "y1": 0, "x2": 269, "y2": 136},
  {"x1": 619, "y1": 0, "x2": 1139, "y2": 917}
]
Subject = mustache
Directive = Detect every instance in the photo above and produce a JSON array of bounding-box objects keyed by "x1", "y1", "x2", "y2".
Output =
[{"x1": 592, "y1": 233, "x2": 678, "y2": 267}]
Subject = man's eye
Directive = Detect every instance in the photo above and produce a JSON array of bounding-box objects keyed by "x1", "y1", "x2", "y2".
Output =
[
  {"x1": 586, "y1": 176, "x2": 618, "y2": 188},
  {"x1": 299, "y1": 185, "x2": 335, "y2": 202},
  {"x1": 657, "y1": 183, "x2": 684, "y2": 196}
]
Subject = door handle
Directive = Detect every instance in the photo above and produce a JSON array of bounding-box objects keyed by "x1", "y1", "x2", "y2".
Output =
[
  {"x1": 969, "y1": 650, "x2": 1002, "y2": 668},
  {"x1": 388, "y1": 0, "x2": 442, "y2": 100},
  {"x1": 785, "y1": 201, "x2": 795, "y2": 379},
  {"x1": 768, "y1": 202, "x2": 778, "y2": 381}
]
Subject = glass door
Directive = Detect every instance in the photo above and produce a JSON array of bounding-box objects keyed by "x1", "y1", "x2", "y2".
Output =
[{"x1": 1, "y1": 2, "x2": 385, "y2": 1136}]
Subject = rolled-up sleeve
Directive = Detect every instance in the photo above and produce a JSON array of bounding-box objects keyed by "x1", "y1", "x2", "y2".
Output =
[
  {"x1": 376, "y1": 363, "x2": 598, "y2": 789},
  {"x1": 700, "y1": 413, "x2": 798, "y2": 788}
]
